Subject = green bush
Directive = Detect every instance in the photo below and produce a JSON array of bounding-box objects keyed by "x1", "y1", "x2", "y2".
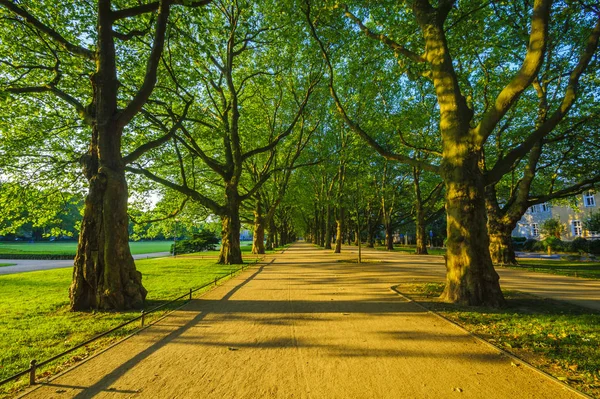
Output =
[
  {"x1": 568, "y1": 237, "x2": 589, "y2": 253},
  {"x1": 522, "y1": 239, "x2": 538, "y2": 251},
  {"x1": 588, "y1": 240, "x2": 600, "y2": 255},
  {"x1": 512, "y1": 236, "x2": 527, "y2": 243},
  {"x1": 533, "y1": 237, "x2": 567, "y2": 252},
  {"x1": 171, "y1": 230, "x2": 220, "y2": 254}
]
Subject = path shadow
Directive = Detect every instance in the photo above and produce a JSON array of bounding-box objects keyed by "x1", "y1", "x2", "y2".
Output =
[{"x1": 68, "y1": 264, "x2": 267, "y2": 398}]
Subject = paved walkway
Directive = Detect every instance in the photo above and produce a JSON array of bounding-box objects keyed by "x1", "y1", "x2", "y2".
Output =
[
  {"x1": 0, "y1": 252, "x2": 171, "y2": 275},
  {"x1": 23, "y1": 243, "x2": 583, "y2": 398},
  {"x1": 354, "y1": 246, "x2": 600, "y2": 311}
]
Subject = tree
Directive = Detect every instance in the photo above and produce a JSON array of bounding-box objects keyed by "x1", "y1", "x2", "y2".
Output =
[
  {"x1": 305, "y1": 0, "x2": 600, "y2": 306},
  {"x1": 583, "y1": 212, "x2": 600, "y2": 234},
  {"x1": 541, "y1": 218, "x2": 564, "y2": 239},
  {"x1": 126, "y1": 0, "x2": 320, "y2": 264},
  {"x1": 0, "y1": 0, "x2": 214, "y2": 310}
]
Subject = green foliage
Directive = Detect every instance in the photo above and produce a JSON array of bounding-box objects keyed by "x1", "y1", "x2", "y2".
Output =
[
  {"x1": 533, "y1": 236, "x2": 566, "y2": 252},
  {"x1": 583, "y1": 212, "x2": 600, "y2": 234},
  {"x1": 522, "y1": 239, "x2": 538, "y2": 251},
  {"x1": 569, "y1": 237, "x2": 589, "y2": 254},
  {"x1": 171, "y1": 230, "x2": 220, "y2": 254},
  {"x1": 541, "y1": 218, "x2": 565, "y2": 239},
  {"x1": 588, "y1": 240, "x2": 600, "y2": 256}
]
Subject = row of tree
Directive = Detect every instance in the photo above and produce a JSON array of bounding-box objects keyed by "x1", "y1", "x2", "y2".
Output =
[{"x1": 1, "y1": 0, "x2": 599, "y2": 310}]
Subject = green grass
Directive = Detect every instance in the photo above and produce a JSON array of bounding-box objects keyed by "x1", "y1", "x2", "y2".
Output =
[
  {"x1": 0, "y1": 256, "x2": 249, "y2": 396},
  {"x1": 508, "y1": 259, "x2": 600, "y2": 280},
  {"x1": 0, "y1": 263, "x2": 16, "y2": 267},
  {"x1": 0, "y1": 241, "x2": 172, "y2": 256},
  {"x1": 400, "y1": 283, "x2": 600, "y2": 398},
  {"x1": 374, "y1": 245, "x2": 447, "y2": 256}
]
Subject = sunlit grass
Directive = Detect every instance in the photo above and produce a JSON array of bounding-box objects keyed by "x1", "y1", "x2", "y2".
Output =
[
  {"x1": 0, "y1": 241, "x2": 172, "y2": 256},
  {"x1": 508, "y1": 259, "x2": 600, "y2": 280},
  {"x1": 0, "y1": 256, "x2": 249, "y2": 396}
]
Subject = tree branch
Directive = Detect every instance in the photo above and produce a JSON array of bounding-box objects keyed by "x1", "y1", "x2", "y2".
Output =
[
  {"x1": 126, "y1": 165, "x2": 225, "y2": 214},
  {"x1": 113, "y1": 0, "x2": 212, "y2": 20},
  {"x1": 117, "y1": 0, "x2": 171, "y2": 128},
  {"x1": 0, "y1": 0, "x2": 95, "y2": 60},
  {"x1": 342, "y1": 5, "x2": 426, "y2": 63},
  {"x1": 486, "y1": 17, "x2": 600, "y2": 185},
  {"x1": 305, "y1": 1, "x2": 439, "y2": 174},
  {"x1": 473, "y1": 0, "x2": 551, "y2": 144}
]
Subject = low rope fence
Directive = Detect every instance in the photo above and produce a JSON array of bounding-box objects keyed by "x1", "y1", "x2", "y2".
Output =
[{"x1": 0, "y1": 261, "x2": 258, "y2": 389}]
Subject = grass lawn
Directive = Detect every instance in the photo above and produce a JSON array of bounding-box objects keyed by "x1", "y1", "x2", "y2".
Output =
[
  {"x1": 508, "y1": 259, "x2": 600, "y2": 280},
  {"x1": 0, "y1": 241, "x2": 173, "y2": 256},
  {"x1": 0, "y1": 256, "x2": 252, "y2": 396},
  {"x1": 374, "y1": 245, "x2": 447, "y2": 256},
  {"x1": 399, "y1": 283, "x2": 600, "y2": 398}
]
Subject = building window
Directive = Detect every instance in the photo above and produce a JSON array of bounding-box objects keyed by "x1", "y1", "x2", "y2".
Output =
[
  {"x1": 572, "y1": 220, "x2": 582, "y2": 237},
  {"x1": 583, "y1": 191, "x2": 596, "y2": 207},
  {"x1": 531, "y1": 223, "x2": 539, "y2": 237},
  {"x1": 541, "y1": 203, "x2": 550, "y2": 212},
  {"x1": 529, "y1": 205, "x2": 538, "y2": 213}
]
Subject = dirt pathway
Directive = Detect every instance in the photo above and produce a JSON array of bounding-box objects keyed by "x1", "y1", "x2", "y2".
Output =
[
  {"x1": 0, "y1": 253, "x2": 170, "y2": 276},
  {"x1": 354, "y1": 246, "x2": 600, "y2": 311},
  {"x1": 23, "y1": 243, "x2": 583, "y2": 398}
]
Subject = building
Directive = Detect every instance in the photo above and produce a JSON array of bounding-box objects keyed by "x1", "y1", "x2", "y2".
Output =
[{"x1": 512, "y1": 191, "x2": 599, "y2": 240}]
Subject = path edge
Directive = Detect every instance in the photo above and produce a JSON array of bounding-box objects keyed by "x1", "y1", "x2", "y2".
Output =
[{"x1": 390, "y1": 285, "x2": 593, "y2": 399}]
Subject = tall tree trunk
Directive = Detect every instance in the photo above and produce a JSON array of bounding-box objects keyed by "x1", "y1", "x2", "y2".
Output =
[
  {"x1": 251, "y1": 198, "x2": 265, "y2": 254},
  {"x1": 385, "y1": 222, "x2": 394, "y2": 251},
  {"x1": 488, "y1": 224, "x2": 517, "y2": 265},
  {"x1": 319, "y1": 206, "x2": 326, "y2": 247},
  {"x1": 70, "y1": 2, "x2": 149, "y2": 310},
  {"x1": 441, "y1": 154, "x2": 504, "y2": 306},
  {"x1": 413, "y1": 166, "x2": 428, "y2": 255},
  {"x1": 334, "y1": 207, "x2": 344, "y2": 253},
  {"x1": 266, "y1": 217, "x2": 276, "y2": 250},
  {"x1": 218, "y1": 188, "x2": 243, "y2": 264},
  {"x1": 314, "y1": 208, "x2": 320, "y2": 246},
  {"x1": 324, "y1": 204, "x2": 333, "y2": 249},
  {"x1": 70, "y1": 140, "x2": 146, "y2": 310}
]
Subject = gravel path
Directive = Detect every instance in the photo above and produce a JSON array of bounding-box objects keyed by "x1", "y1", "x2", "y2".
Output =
[
  {"x1": 355, "y1": 246, "x2": 600, "y2": 311},
  {"x1": 0, "y1": 253, "x2": 171, "y2": 275},
  {"x1": 22, "y1": 243, "x2": 583, "y2": 399}
]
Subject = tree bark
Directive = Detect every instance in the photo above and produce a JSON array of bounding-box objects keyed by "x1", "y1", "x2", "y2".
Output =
[
  {"x1": 266, "y1": 217, "x2": 276, "y2": 250},
  {"x1": 218, "y1": 188, "x2": 243, "y2": 264},
  {"x1": 334, "y1": 207, "x2": 344, "y2": 253},
  {"x1": 385, "y1": 222, "x2": 394, "y2": 250},
  {"x1": 488, "y1": 228, "x2": 517, "y2": 265},
  {"x1": 441, "y1": 154, "x2": 504, "y2": 306},
  {"x1": 324, "y1": 204, "x2": 333, "y2": 249},
  {"x1": 251, "y1": 197, "x2": 265, "y2": 254},
  {"x1": 413, "y1": 167, "x2": 428, "y2": 255}
]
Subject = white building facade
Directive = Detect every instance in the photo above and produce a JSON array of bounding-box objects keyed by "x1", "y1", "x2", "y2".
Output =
[{"x1": 512, "y1": 191, "x2": 599, "y2": 240}]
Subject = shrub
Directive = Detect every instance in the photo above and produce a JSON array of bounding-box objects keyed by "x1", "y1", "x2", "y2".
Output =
[
  {"x1": 171, "y1": 230, "x2": 220, "y2": 254},
  {"x1": 583, "y1": 212, "x2": 600, "y2": 233},
  {"x1": 588, "y1": 240, "x2": 600, "y2": 255},
  {"x1": 512, "y1": 236, "x2": 527, "y2": 243},
  {"x1": 568, "y1": 237, "x2": 589, "y2": 253},
  {"x1": 541, "y1": 218, "x2": 564, "y2": 239},
  {"x1": 522, "y1": 239, "x2": 538, "y2": 251},
  {"x1": 533, "y1": 237, "x2": 567, "y2": 252}
]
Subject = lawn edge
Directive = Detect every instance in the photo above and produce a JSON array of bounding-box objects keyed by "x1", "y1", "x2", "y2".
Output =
[{"x1": 12, "y1": 259, "x2": 273, "y2": 399}]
